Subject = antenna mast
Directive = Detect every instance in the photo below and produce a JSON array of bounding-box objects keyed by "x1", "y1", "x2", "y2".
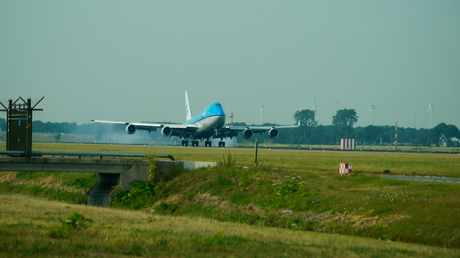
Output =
[
  {"x1": 313, "y1": 101, "x2": 319, "y2": 123},
  {"x1": 229, "y1": 112, "x2": 234, "y2": 126},
  {"x1": 368, "y1": 104, "x2": 376, "y2": 126}
]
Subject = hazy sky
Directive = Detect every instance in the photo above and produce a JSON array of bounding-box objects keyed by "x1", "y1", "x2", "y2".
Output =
[{"x1": 1, "y1": 1, "x2": 459, "y2": 129}]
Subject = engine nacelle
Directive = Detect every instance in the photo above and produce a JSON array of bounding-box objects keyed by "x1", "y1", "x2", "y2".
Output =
[
  {"x1": 161, "y1": 126, "x2": 172, "y2": 137},
  {"x1": 126, "y1": 124, "x2": 136, "y2": 134},
  {"x1": 243, "y1": 128, "x2": 253, "y2": 139},
  {"x1": 268, "y1": 128, "x2": 279, "y2": 139}
]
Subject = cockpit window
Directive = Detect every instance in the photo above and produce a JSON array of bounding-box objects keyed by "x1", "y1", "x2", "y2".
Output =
[{"x1": 214, "y1": 104, "x2": 221, "y2": 106}]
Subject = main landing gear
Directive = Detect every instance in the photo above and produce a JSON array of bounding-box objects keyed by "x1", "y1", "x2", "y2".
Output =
[
  {"x1": 181, "y1": 140, "x2": 225, "y2": 147},
  {"x1": 182, "y1": 140, "x2": 202, "y2": 147}
]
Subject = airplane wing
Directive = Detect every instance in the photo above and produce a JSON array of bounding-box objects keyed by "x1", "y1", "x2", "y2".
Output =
[
  {"x1": 214, "y1": 122, "x2": 300, "y2": 139},
  {"x1": 91, "y1": 119, "x2": 198, "y2": 137}
]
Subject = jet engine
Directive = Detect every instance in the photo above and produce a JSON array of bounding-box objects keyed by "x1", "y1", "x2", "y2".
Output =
[
  {"x1": 243, "y1": 128, "x2": 253, "y2": 139},
  {"x1": 161, "y1": 126, "x2": 172, "y2": 137},
  {"x1": 126, "y1": 124, "x2": 136, "y2": 134},
  {"x1": 268, "y1": 128, "x2": 279, "y2": 139}
]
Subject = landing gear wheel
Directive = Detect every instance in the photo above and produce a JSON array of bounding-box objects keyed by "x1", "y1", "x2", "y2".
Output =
[
  {"x1": 218, "y1": 141, "x2": 226, "y2": 148},
  {"x1": 181, "y1": 140, "x2": 188, "y2": 147},
  {"x1": 205, "y1": 141, "x2": 211, "y2": 147},
  {"x1": 192, "y1": 140, "x2": 199, "y2": 147}
]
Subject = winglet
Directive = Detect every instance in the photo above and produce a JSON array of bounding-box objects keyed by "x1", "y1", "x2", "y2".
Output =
[{"x1": 185, "y1": 91, "x2": 192, "y2": 121}]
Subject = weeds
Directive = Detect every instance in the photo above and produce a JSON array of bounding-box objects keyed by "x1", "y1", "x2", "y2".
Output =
[
  {"x1": 354, "y1": 189, "x2": 415, "y2": 213},
  {"x1": 113, "y1": 180, "x2": 156, "y2": 208},
  {"x1": 15, "y1": 171, "x2": 52, "y2": 180},
  {"x1": 147, "y1": 155, "x2": 165, "y2": 182},
  {"x1": 64, "y1": 173, "x2": 98, "y2": 188},
  {"x1": 46, "y1": 212, "x2": 93, "y2": 239},
  {"x1": 222, "y1": 151, "x2": 236, "y2": 168},
  {"x1": 201, "y1": 233, "x2": 248, "y2": 247},
  {"x1": 0, "y1": 183, "x2": 86, "y2": 203},
  {"x1": 238, "y1": 170, "x2": 252, "y2": 187}
]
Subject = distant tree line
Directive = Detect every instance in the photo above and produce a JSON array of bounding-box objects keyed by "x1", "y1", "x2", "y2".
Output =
[
  {"x1": 237, "y1": 108, "x2": 460, "y2": 147},
  {"x1": 0, "y1": 119, "x2": 106, "y2": 135},
  {"x1": 0, "y1": 109, "x2": 459, "y2": 147}
]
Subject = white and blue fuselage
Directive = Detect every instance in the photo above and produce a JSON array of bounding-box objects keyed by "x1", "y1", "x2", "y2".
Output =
[{"x1": 185, "y1": 102, "x2": 225, "y2": 139}]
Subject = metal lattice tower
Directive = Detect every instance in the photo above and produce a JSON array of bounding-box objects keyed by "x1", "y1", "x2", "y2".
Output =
[{"x1": 313, "y1": 102, "x2": 319, "y2": 123}]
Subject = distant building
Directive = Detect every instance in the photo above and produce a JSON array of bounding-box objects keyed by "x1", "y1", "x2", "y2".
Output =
[
  {"x1": 450, "y1": 137, "x2": 459, "y2": 146},
  {"x1": 439, "y1": 135, "x2": 449, "y2": 147}
]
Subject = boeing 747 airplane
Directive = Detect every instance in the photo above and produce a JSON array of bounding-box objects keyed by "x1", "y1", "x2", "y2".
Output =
[{"x1": 92, "y1": 92, "x2": 299, "y2": 147}]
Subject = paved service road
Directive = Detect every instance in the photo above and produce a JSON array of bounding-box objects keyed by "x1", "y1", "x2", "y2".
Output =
[{"x1": 384, "y1": 175, "x2": 460, "y2": 183}]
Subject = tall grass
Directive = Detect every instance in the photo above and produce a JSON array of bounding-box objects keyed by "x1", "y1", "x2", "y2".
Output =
[
  {"x1": 221, "y1": 151, "x2": 236, "y2": 168},
  {"x1": 1, "y1": 193, "x2": 459, "y2": 257},
  {"x1": 2, "y1": 143, "x2": 460, "y2": 250},
  {"x1": 107, "y1": 161, "x2": 460, "y2": 248}
]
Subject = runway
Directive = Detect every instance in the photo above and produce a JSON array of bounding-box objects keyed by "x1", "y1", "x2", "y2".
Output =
[{"x1": 384, "y1": 175, "x2": 460, "y2": 183}]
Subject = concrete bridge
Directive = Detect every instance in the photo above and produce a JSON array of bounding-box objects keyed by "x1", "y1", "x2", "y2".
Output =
[{"x1": 0, "y1": 152, "x2": 218, "y2": 207}]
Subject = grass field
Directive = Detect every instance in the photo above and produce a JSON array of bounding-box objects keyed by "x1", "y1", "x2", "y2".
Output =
[
  {"x1": 1, "y1": 143, "x2": 460, "y2": 256},
  {"x1": 30, "y1": 142, "x2": 460, "y2": 177},
  {"x1": 1, "y1": 193, "x2": 459, "y2": 257}
]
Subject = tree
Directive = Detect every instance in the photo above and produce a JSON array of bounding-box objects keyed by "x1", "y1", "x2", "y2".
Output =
[
  {"x1": 293, "y1": 109, "x2": 316, "y2": 127},
  {"x1": 332, "y1": 109, "x2": 358, "y2": 127},
  {"x1": 309, "y1": 126, "x2": 325, "y2": 144},
  {"x1": 292, "y1": 109, "x2": 317, "y2": 144},
  {"x1": 423, "y1": 123, "x2": 460, "y2": 146},
  {"x1": 376, "y1": 133, "x2": 390, "y2": 144},
  {"x1": 331, "y1": 109, "x2": 358, "y2": 140},
  {"x1": 445, "y1": 124, "x2": 459, "y2": 138},
  {"x1": 363, "y1": 125, "x2": 384, "y2": 144},
  {"x1": 331, "y1": 124, "x2": 355, "y2": 141}
]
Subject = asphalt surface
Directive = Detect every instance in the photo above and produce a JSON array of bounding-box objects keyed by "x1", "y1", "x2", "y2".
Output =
[{"x1": 384, "y1": 175, "x2": 460, "y2": 183}]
